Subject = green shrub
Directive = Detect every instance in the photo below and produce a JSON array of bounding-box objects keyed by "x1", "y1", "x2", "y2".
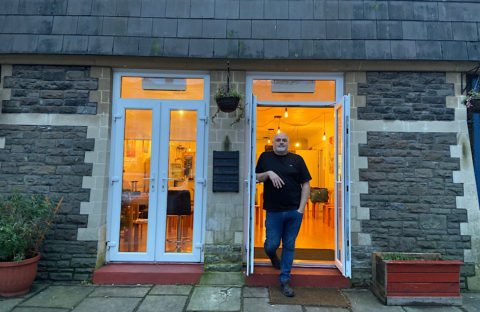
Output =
[
  {"x1": 0, "y1": 191, "x2": 62, "y2": 262},
  {"x1": 214, "y1": 87, "x2": 243, "y2": 101},
  {"x1": 380, "y1": 253, "x2": 420, "y2": 261}
]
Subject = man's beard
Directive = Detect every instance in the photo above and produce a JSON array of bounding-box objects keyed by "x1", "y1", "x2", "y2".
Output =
[{"x1": 274, "y1": 146, "x2": 288, "y2": 153}]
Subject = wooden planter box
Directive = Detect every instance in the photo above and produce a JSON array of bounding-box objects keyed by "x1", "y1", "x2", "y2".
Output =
[{"x1": 371, "y1": 252, "x2": 463, "y2": 306}]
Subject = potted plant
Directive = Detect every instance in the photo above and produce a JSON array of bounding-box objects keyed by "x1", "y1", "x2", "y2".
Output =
[
  {"x1": 214, "y1": 86, "x2": 243, "y2": 113},
  {"x1": 371, "y1": 252, "x2": 463, "y2": 306},
  {"x1": 463, "y1": 89, "x2": 480, "y2": 108},
  {"x1": 0, "y1": 191, "x2": 62, "y2": 297}
]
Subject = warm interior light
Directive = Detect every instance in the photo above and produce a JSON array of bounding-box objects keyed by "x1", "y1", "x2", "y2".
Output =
[
  {"x1": 284, "y1": 108, "x2": 288, "y2": 118},
  {"x1": 179, "y1": 110, "x2": 184, "y2": 115},
  {"x1": 295, "y1": 142, "x2": 300, "y2": 147},
  {"x1": 277, "y1": 127, "x2": 281, "y2": 134},
  {"x1": 268, "y1": 138, "x2": 271, "y2": 144},
  {"x1": 322, "y1": 113, "x2": 326, "y2": 141}
]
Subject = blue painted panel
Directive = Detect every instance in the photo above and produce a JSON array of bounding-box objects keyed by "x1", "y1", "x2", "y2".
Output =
[{"x1": 473, "y1": 113, "x2": 480, "y2": 208}]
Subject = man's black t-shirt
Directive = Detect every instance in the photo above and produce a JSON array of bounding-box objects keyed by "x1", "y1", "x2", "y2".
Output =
[{"x1": 255, "y1": 151, "x2": 312, "y2": 212}]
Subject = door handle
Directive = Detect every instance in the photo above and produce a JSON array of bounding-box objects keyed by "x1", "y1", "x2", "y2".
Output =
[
  {"x1": 142, "y1": 177, "x2": 155, "y2": 191},
  {"x1": 160, "y1": 177, "x2": 173, "y2": 191}
]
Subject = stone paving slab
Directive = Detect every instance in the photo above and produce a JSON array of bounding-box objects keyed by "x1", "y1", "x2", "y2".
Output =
[
  {"x1": 198, "y1": 272, "x2": 245, "y2": 286},
  {"x1": 462, "y1": 292, "x2": 480, "y2": 312},
  {"x1": 243, "y1": 287, "x2": 269, "y2": 298},
  {"x1": 71, "y1": 297, "x2": 141, "y2": 312},
  {"x1": 20, "y1": 286, "x2": 94, "y2": 309},
  {"x1": 342, "y1": 289, "x2": 404, "y2": 312},
  {"x1": 187, "y1": 286, "x2": 241, "y2": 311},
  {"x1": 89, "y1": 286, "x2": 150, "y2": 297},
  {"x1": 137, "y1": 295, "x2": 187, "y2": 312},
  {"x1": 243, "y1": 297, "x2": 302, "y2": 312},
  {"x1": 149, "y1": 285, "x2": 192, "y2": 295},
  {"x1": 0, "y1": 298, "x2": 24, "y2": 312},
  {"x1": 12, "y1": 308, "x2": 69, "y2": 312},
  {"x1": 304, "y1": 307, "x2": 349, "y2": 312},
  {"x1": 403, "y1": 306, "x2": 463, "y2": 312}
]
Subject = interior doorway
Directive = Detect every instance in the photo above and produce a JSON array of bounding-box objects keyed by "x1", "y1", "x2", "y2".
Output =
[
  {"x1": 254, "y1": 106, "x2": 336, "y2": 265},
  {"x1": 244, "y1": 73, "x2": 350, "y2": 277}
]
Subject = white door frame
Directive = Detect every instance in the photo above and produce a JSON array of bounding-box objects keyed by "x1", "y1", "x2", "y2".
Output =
[
  {"x1": 334, "y1": 95, "x2": 352, "y2": 278},
  {"x1": 106, "y1": 70, "x2": 209, "y2": 263},
  {"x1": 244, "y1": 72, "x2": 349, "y2": 276}
]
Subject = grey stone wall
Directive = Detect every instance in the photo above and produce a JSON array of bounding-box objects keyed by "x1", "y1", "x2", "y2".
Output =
[
  {"x1": 357, "y1": 131, "x2": 474, "y2": 287},
  {"x1": 357, "y1": 72, "x2": 455, "y2": 121},
  {"x1": 2, "y1": 65, "x2": 98, "y2": 114},
  {"x1": 0, "y1": 125, "x2": 96, "y2": 281},
  {"x1": 204, "y1": 71, "x2": 245, "y2": 272}
]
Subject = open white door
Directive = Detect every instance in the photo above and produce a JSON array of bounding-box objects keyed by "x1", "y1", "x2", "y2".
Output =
[
  {"x1": 244, "y1": 95, "x2": 257, "y2": 275},
  {"x1": 334, "y1": 94, "x2": 351, "y2": 278}
]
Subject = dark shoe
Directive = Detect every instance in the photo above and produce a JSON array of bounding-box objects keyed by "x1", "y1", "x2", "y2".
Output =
[
  {"x1": 280, "y1": 281, "x2": 295, "y2": 297},
  {"x1": 268, "y1": 255, "x2": 280, "y2": 270}
]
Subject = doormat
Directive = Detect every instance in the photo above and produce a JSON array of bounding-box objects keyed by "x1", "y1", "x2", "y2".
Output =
[
  {"x1": 269, "y1": 287, "x2": 350, "y2": 307},
  {"x1": 254, "y1": 247, "x2": 334, "y2": 261}
]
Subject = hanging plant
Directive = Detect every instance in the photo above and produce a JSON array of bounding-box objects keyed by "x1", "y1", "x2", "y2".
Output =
[
  {"x1": 214, "y1": 61, "x2": 243, "y2": 113},
  {"x1": 215, "y1": 87, "x2": 243, "y2": 113}
]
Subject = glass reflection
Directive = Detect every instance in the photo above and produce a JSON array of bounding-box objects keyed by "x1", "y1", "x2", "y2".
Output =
[
  {"x1": 165, "y1": 110, "x2": 197, "y2": 253},
  {"x1": 119, "y1": 109, "x2": 152, "y2": 252}
]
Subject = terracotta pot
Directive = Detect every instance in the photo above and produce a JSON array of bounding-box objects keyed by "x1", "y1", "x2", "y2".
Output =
[
  {"x1": 216, "y1": 96, "x2": 240, "y2": 112},
  {"x1": 0, "y1": 253, "x2": 40, "y2": 297}
]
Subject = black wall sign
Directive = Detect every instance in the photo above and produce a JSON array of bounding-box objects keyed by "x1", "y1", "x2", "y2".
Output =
[{"x1": 212, "y1": 151, "x2": 239, "y2": 192}]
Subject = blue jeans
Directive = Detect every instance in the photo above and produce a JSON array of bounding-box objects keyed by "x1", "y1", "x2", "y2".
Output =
[{"x1": 264, "y1": 210, "x2": 303, "y2": 283}]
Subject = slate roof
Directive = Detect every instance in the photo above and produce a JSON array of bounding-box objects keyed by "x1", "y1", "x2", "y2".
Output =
[{"x1": 0, "y1": 0, "x2": 479, "y2": 61}]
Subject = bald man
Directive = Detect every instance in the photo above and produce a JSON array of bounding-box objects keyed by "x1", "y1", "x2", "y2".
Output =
[{"x1": 255, "y1": 133, "x2": 311, "y2": 297}]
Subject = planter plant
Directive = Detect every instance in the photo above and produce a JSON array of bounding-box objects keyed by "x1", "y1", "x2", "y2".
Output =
[
  {"x1": 464, "y1": 89, "x2": 480, "y2": 108},
  {"x1": 0, "y1": 191, "x2": 62, "y2": 297},
  {"x1": 371, "y1": 252, "x2": 463, "y2": 306},
  {"x1": 214, "y1": 87, "x2": 243, "y2": 113}
]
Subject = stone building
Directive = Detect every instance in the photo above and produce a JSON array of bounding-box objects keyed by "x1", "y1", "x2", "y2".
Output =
[{"x1": 1, "y1": 0, "x2": 479, "y2": 290}]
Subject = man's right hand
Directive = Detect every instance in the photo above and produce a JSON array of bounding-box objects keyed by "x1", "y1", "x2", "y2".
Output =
[{"x1": 267, "y1": 171, "x2": 285, "y2": 189}]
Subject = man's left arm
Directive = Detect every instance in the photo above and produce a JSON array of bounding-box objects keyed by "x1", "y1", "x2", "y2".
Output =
[{"x1": 297, "y1": 181, "x2": 310, "y2": 213}]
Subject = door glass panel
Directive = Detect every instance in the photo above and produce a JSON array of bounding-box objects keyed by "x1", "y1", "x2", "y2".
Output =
[
  {"x1": 337, "y1": 108, "x2": 342, "y2": 182},
  {"x1": 119, "y1": 109, "x2": 152, "y2": 252},
  {"x1": 336, "y1": 106, "x2": 343, "y2": 262},
  {"x1": 121, "y1": 77, "x2": 204, "y2": 100},
  {"x1": 336, "y1": 184, "x2": 343, "y2": 261},
  {"x1": 165, "y1": 110, "x2": 197, "y2": 253},
  {"x1": 252, "y1": 80, "x2": 335, "y2": 102}
]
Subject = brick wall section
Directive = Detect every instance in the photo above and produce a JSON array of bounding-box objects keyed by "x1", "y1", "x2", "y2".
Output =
[
  {"x1": 358, "y1": 131, "x2": 474, "y2": 286},
  {"x1": 2, "y1": 65, "x2": 98, "y2": 114},
  {"x1": 0, "y1": 125, "x2": 97, "y2": 281},
  {"x1": 357, "y1": 72, "x2": 455, "y2": 121}
]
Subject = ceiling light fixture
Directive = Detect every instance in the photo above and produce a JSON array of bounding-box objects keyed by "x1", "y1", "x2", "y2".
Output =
[
  {"x1": 323, "y1": 112, "x2": 326, "y2": 141},
  {"x1": 284, "y1": 107, "x2": 288, "y2": 118},
  {"x1": 274, "y1": 115, "x2": 281, "y2": 134},
  {"x1": 267, "y1": 128, "x2": 274, "y2": 143},
  {"x1": 295, "y1": 127, "x2": 300, "y2": 148}
]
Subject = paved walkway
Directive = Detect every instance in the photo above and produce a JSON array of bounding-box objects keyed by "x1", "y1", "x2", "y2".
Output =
[{"x1": 1, "y1": 278, "x2": 479, "y2": 312}]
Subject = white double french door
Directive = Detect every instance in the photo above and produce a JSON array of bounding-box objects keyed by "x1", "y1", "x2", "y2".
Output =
[{"x1": 107, "y1": 99, "x2": 205, "y2": 262}]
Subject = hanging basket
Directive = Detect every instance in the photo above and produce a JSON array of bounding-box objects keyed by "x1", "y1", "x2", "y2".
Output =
[{"x1": 216, "y1": 96, "x2": 240, "y2": 113}]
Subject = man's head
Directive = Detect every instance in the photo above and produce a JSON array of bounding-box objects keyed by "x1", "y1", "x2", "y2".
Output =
[{"x1": 272, "y1": 133, "x2": 289, "y2": 155}]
